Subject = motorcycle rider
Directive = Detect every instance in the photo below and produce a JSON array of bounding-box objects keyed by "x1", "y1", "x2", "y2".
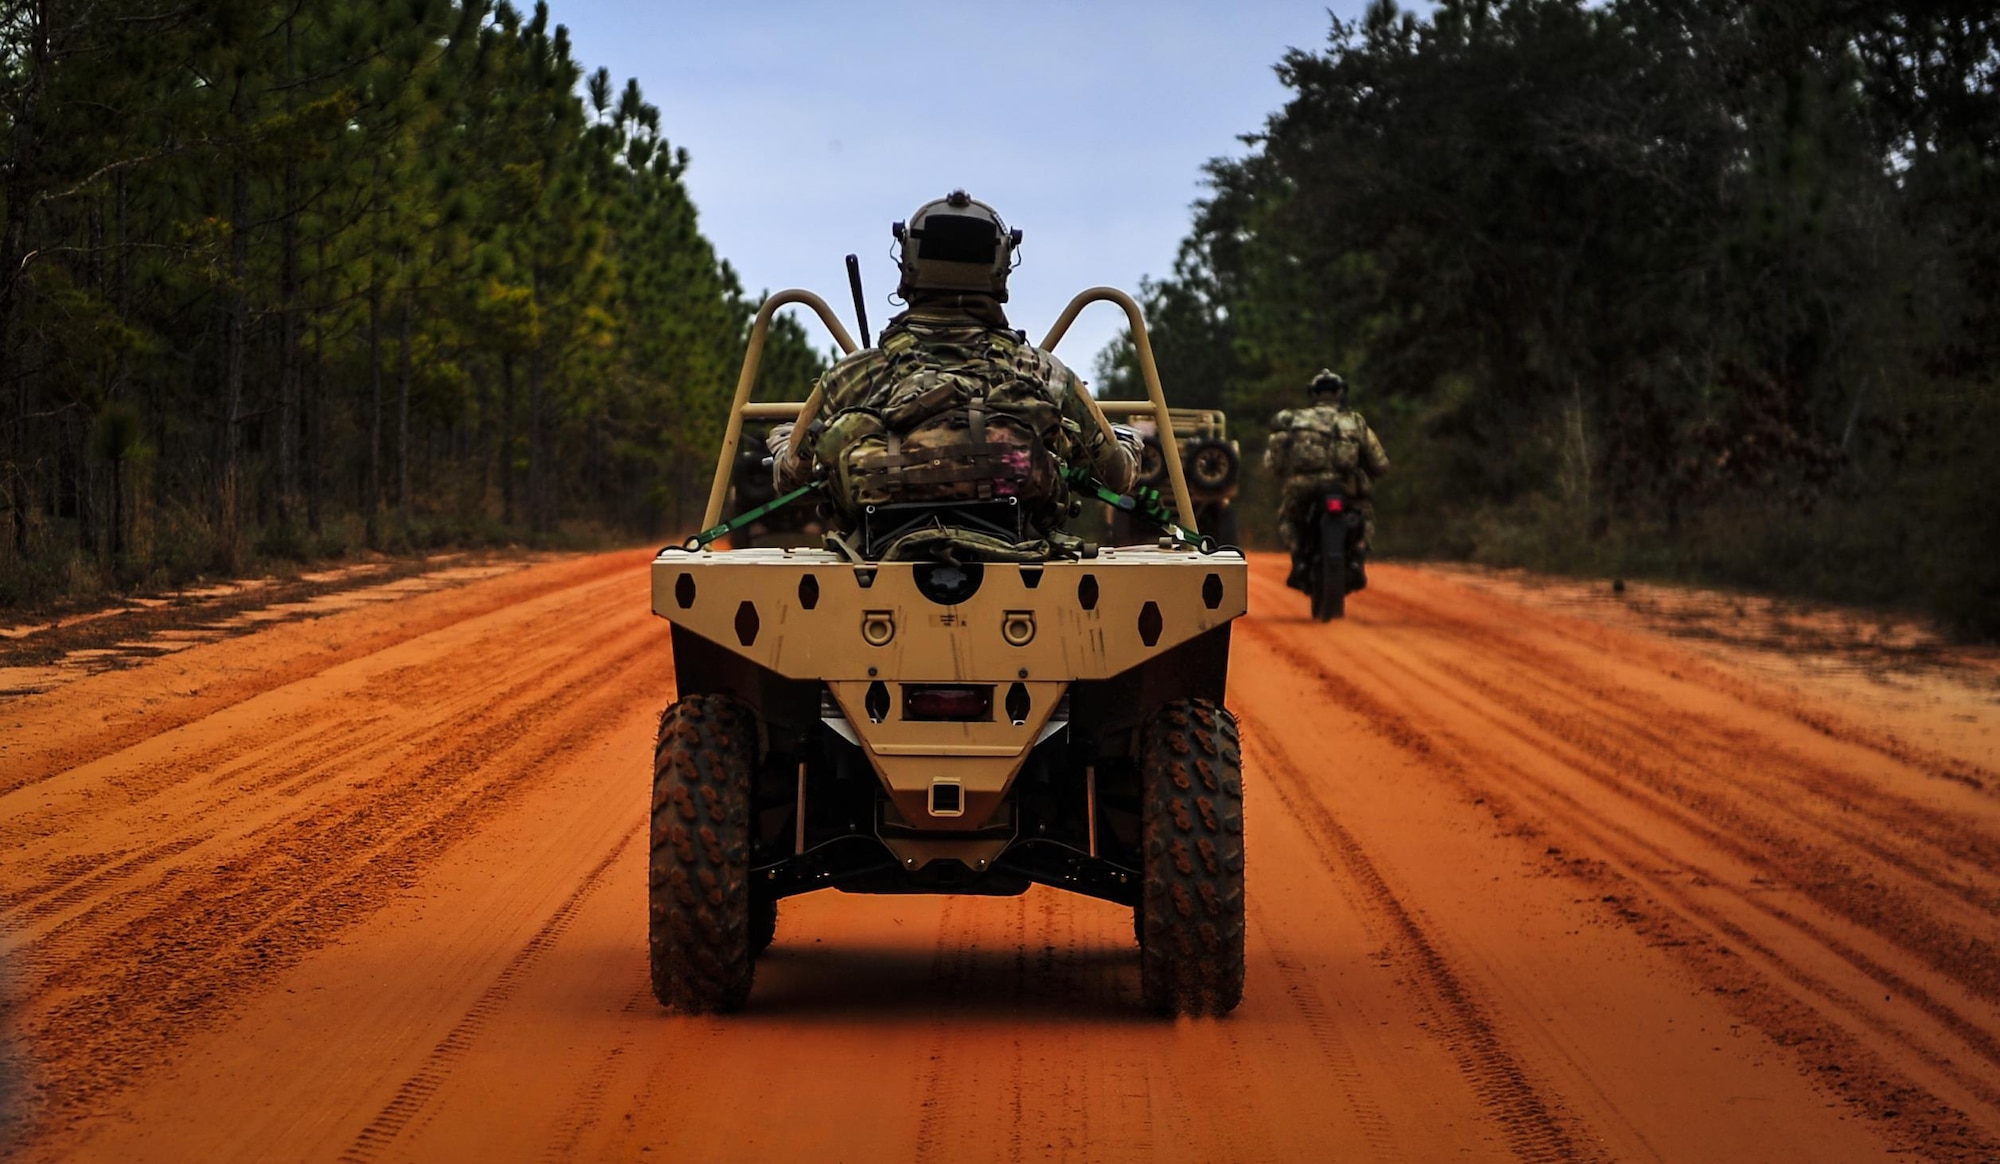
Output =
[
  {"x1": 768, "y1": 190, "x2": 1139, "y2": 559},
  {"x1": 1265, "y1": 370, "x2": 1391, "y2": 590}
]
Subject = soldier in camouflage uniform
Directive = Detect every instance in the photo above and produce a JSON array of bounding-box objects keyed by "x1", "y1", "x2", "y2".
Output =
[
  {"x1": 1265, "y1": 370, "x2": 1391, "y2": 589},
  {"x1": 771, "y1": 191, "x2": 1138, "y2": 558}
]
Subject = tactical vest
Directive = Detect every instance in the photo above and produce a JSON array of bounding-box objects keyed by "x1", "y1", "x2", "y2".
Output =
[
  {"x1": 813, "y1": 326, "x2": 1067, "y2": 518},
  {"x1": 1271, "y1": 405, "x2": 1365, "y2": 481}
]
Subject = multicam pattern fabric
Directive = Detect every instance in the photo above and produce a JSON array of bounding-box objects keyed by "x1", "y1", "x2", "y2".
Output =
[
  {"x1": 798, "y1": 305, "x2": 1133, "y2": 522},
  {"x1": 1266, "y1": 403, "x2": 1390, "y2": 550},
  {"x1": 1263, "y1": 403, "x2": 1389, "y2": 491}
]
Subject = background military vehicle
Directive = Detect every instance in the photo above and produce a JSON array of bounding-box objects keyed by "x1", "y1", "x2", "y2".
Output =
[
  {"x1": 724, "y1": 427, "x2": 816, "y2": 547},
  {"x1": 650, "y1": 287, "x2": 1248, "y2": 1017},
  {"x1": 1116, "y1": 408, "x2": 1241, "y2": 546}
]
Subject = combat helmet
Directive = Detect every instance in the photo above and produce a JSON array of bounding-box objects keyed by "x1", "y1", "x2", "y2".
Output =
[
  {"x1": 893, "y1": 190, "x2": 1022, "y2": 302},
  {"x1": 1308, "y1": 369, "x2": 1348, "y2": 400}
]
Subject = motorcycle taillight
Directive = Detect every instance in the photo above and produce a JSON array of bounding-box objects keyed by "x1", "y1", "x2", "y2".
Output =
[{"x1": 1324, "y1": 498, "x2": 1345, "y2": 512}]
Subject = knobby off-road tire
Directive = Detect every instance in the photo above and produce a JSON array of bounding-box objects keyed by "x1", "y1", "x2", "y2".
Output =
[
  {"x1": 1185, "y1": 438, "x2": 1240, "y2": 492},
  {"x1": 650, "y1": 694, "x2": 759, "y2": 1013},
  {"x1": 1135, "y1": 437, "x2": 1169, "y2": 488},
  {"x1": 1311, "y1": 507, "x2": 1347, "y2": 622},
  {"x1": 1138, "y1": 699, "x2": 1246, "y2": 1016}
]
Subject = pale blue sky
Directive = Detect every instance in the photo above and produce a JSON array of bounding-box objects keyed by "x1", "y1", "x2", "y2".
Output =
[{"x1": 556, "y1": 0, "x2": 1373, "y2": 384}]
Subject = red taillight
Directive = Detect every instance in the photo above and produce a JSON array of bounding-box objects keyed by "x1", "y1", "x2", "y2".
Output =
[
  {"x1": 902, "y1": 684, "x2": 993, "y2": 721},
  {"x1": 1324, "y1": 498, "x2": 1345, "y2": 512}
]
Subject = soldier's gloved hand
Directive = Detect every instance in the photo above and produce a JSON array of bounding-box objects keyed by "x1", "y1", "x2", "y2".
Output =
[
  {"x1": 1110, "y1": 423, "x2": 1144, "y2": 463},
  {"x1": 767, "y1": 421, "x2": 812, "y2": 490}
]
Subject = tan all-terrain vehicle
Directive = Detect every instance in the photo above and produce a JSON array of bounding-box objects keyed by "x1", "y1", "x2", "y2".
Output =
[{"x1": 649, "y1": 287, "x2": 1247, "y2": 1016}]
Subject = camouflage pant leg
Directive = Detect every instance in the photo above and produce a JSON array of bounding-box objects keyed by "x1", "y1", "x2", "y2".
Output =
[{"x1": 1274, "y1": 482, "x2": 1315, "y2": 552}]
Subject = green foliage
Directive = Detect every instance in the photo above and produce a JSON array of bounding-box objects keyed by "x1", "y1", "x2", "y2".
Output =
[
  {"x1": 1103, "y1": 0, "x2": 2000, "y2": 638},
  {"x1": 0, "y1": 0, "x2": 825, "y2": 603}
]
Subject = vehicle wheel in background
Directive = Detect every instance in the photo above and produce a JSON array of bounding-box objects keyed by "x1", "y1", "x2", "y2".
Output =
[
  {"x1": 649, "y1": 694, "x2": 759, "y2": 1013},
  {"x1": 1135, "y1": 437, "x2": 1168, "y2": 488},
  {"x1": 1137, "y1": 698, "x2": 1245, "y2": 1016},
  {"x1": 1184, "y1": 437, "x2": 1240, "y2": 491}
]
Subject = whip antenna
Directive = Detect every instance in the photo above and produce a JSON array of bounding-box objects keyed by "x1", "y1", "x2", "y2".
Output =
[{"x1": 844, "y1": 254, "x2": 872, "y2": 348}]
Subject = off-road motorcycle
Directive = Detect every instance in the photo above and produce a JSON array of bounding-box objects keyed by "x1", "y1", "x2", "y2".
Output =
[{"x1": 1287, "y1": 488, "x2": 1365, "y2": 621}]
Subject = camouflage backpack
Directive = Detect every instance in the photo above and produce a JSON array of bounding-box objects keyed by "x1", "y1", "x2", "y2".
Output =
[
  {"x1": 1270, "y1": 404, "x2": 1363, "y2": 480},
  {"x1": 812, "y1": 326, "x2": 1069, "y2": 520}
]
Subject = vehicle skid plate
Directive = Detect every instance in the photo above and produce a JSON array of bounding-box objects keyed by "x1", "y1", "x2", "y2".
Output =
[{"x1": 653, "y1": 546, "x2": 1247, "y2": 833}]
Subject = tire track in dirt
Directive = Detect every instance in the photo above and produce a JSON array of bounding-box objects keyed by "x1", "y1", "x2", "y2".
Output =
[
  {"x1": 1247, "y1": 902, "x2": 1403, "y2": 1162},
  {"x1": 1316, "y1": 584, "x2": 2000, "y2": 1062},
  {"x1": 1380, "y1": 637, "x2": 2000, "y2": 1045},
  {"x1": 19, "y1": 609, "x2": 648, "y2": 981},
  {"x1": 6, "y1": 653, "x2": 598, "y2": 945},
  {"x1": 1237, "y1": 717, "x2": 1601, "y2": 1164},
  {"x1": 1, "y1": 561, "x2": 647, "y2": 878},
  {"x1": 340, "y1": 829, "x2": 638, "y2": 1162},
  {"x1": 911, "y1": 898, "x2": 973, "y2": 1164},
  {"x1": 15, "y1": 554, "x2": 1974, "y2": 1160},
  {"x1": 1370, "y1": 583, "x2": 2000, "y2": 912},
  {"x1": 1237, "y1": 595, "x2": 2000, "y2": 1161},
  {"x1": 0, "y1": 550, "x2": 652, "y2": 797},
  {"x1": 5, "y1": 567, "x2": 650, "y2": 938},
  {"x1": 537, "y1": 1012, "x2": 644, "y2": 1164},
  {"x1": 534, "y1": 985, "x2": 665, "y2": 1162},
  {"x1": 1339, "y1": 617, "x2": 2000, "y2": 1104},
  {"x1": 1420, "y1": 642, "x2": 2000, "y2": 917},
  {"x1": 4, "y1": 566, "x2": 668, "y2": 1142},
  {"x1": 1373, "y1": 572, "x2": 2000, "y2": 797},
  {"x1": 1483, "y1": 715, "x2": 2000, "y2": 1115},
  {"x1": 1, "y1": 833, "x2": 212, "y2": 925}
]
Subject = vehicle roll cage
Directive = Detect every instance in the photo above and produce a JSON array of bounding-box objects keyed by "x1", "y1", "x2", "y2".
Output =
[{"x1": 700, "y1": 287, "x2": 1201, "y2": 535}]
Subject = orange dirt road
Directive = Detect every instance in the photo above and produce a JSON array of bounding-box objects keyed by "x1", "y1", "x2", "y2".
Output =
[{"x1": 4, "y1": 551, "x2": 1998, "y2": 1161}]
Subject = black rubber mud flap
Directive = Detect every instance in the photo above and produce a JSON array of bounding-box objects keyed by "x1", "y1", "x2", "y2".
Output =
[
  {"x1": 1311, "y1": 504, "x2": 1347, "y2": 621},
  {"x1": 750, "y1": 894, "x2": 778, "y2": 956},
  {"x1": 650, "y1": 694, "x2": 758, "y2": 1013},
  {"x1": 1137, "y1": 698, "x2": 1246, "y2": 1016}
]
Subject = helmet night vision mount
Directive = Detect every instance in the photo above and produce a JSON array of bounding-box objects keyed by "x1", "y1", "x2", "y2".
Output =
[{"x1": 893, "y1": 190, "x2": 1023, "y2": 302}]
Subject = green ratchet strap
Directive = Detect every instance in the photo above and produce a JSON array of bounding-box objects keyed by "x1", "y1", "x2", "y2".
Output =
[
  {"x1": 681, "y1": 481, "x2": 821, "y2": 550},
  {"x1": 1062, "y1": 467, "x2": 1213, "y2": 550}
]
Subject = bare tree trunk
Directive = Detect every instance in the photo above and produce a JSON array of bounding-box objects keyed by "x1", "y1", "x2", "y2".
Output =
[
  {"x1": 1840, "y1": 367, "x2": 1873, "y2": 454},
  {"x1": 110, "y1": 455, "x2": 124, "y2": 558},
  {"x1": 219, "y1": 161, "x2": 249, "y2": 569},
  {"x1": 275, "y1": 14, "x2": 298, "y2": 527},
  {"x1": 397, "y1": 300, "x2": 411, "y2": 511},
  {"x1": 366, "y1": 287, "x2": 382, "y2": 549},
  {"x1": 276, "y1": 182, "x2": 299, "y2": 529},
  {"x1": 527, "y1": 347, "x2": 546, "y2": 534},
  {"x1": 112, "y1": 171, "x2": 130, "y2": 561},
  {"x1": 0, "y1": 0, "x2": 52, "y2": 559},
  {"x1": 306, "y1": 242, "x2": 327, "y2": 535},
  {"x1": 72, "y1": 410, "x2": 91, "y2": 555},
  {"x1": 500, "y1": 354, "x2": 515, "y2": 526}
]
